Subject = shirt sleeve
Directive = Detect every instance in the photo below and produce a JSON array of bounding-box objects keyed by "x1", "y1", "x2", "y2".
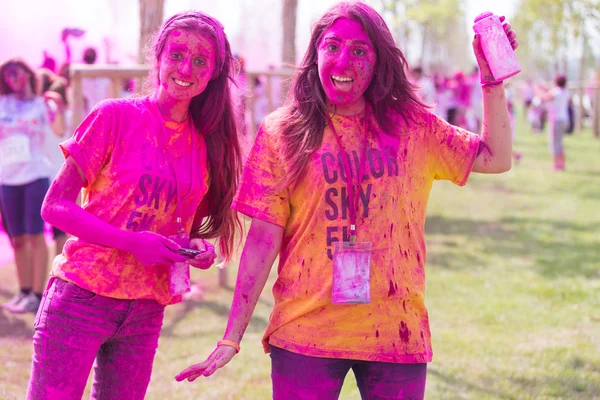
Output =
[
  {"x1": 426, "y1": 112, "x2": 481, "y2": 186},
  {"x1": 231, "y1": 124, "x2": 290, "y2": 227},
  {"x1": 59, "y1": 100, "x2": 115, "y2": 188}
]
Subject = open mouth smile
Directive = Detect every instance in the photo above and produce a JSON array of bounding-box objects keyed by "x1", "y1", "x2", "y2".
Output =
[
  {"x1": 331, "y1": 75, "x2": 354, "y2": 91},
  {"x1": 173, "y1": 78, "x2": 193, "y2": 87},
  {"x1": 331, "y1": 75, "x2": 354, "y2": 83}
]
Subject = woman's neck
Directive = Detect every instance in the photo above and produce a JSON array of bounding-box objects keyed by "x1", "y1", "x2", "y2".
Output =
[
  {"x1": 12, "y1": 88, "x2": 35, "y2": 101},
  {"x1": 327, "y1": 98, "x2": 366, "y2": 117},
  {"x1": 155, "y1": 93, "x2": 190, "y2": 122}
]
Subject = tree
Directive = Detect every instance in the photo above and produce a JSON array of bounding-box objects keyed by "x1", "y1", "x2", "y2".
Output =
[
  {"x1": 405, "y1": 0, "x2": 466, "y2": 68},
  {"x1": 374, "y1": 0, "x2": 469, "y2": 72},
  {"x1": 138, "y1": 0, "x2": 165, "y2": 64},
  {"x1": 377, "y1": 0, "x2": 413, "y2": 60},
  {"x1": 512, "y1": 0, "x2": 600, "y2": 78},
  {"x1": 282, "y1": 0, "x2": 298, "y2": 65}
]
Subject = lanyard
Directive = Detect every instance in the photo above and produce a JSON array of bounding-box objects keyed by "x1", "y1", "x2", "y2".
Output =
[
  {"x1": 152, "y1": 98, "x2": 197, "y2": 237},
  {"x1": 327, "y1": 104, "x2": 370, "y2": 244}
]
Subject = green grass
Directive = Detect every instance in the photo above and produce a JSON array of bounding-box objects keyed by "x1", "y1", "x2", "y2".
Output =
[{"x1": 1, "y1": 111, "x2": 599, "y2": 399}]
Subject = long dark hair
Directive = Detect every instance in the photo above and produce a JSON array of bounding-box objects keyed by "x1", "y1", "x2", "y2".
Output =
[
  {"x1": 0, "y1": 58, "x2": 38, "y2": 96},
  {"x1": 274, "y1": 2, "x2": 427, "y2": 188},
  {"x1": 150, "y1": 12, "x2": 243, "y2": 260}
]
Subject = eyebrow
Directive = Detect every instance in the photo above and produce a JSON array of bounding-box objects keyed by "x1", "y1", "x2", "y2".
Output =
[
  {"x1": 322, "y1": 36, "x2": 371, "y2": 47},
  {"x1": 167, "y1": 44, "x2": 210, "y2": 57},
  {"x1": 167, "y1": 44, "x2": 188, "y2": 51}
]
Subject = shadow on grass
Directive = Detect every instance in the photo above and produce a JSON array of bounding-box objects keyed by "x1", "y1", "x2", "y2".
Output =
[
  {"x1": 160, "y1": 298, "x2": 269, "y2": 338},
  {"x1": 428, "y1": 367, "x2": 516, "y2": 400},
  {"x1": 509, "y1": 370, "x2": 600, "y2": 400},
  {"x1": 425, "y1": 215, "x2": 599, "y2": 279},
  {"x1": 0, "y1": 286, "x2": 18, "y2": 299},
  {"x1": 0, "y1": 309, "x2": 34, "y2": 339},
  {"x1": 568, "y1": 169, "x2": 600, "y2": 178}
]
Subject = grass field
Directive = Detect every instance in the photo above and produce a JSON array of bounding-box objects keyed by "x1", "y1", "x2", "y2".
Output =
[{"x1": 1, "y1": 112, "x2": 599, "y2": 399}]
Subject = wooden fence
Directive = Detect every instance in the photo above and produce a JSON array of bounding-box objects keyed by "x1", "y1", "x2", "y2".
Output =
[
  {"x1": 71, "y1": 64, "x2": 150, "y2": 128},
  {"x1": 70, "y1": 64, "x2": 295, "y2": 130}
]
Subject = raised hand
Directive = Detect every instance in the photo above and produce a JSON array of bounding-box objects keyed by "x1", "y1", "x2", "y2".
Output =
[
  {"x1": 473, "y1": 16, "x2": 519, "y2": 84},
  {"x1": 43, "y1": 91, "x2": 65, "y2": 112}
]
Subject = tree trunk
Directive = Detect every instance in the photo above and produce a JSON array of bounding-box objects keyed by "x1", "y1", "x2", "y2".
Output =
[
  {"x1": 281, "y1": 0, "x2": 298, "y2": 65},
  {"x1": 577, "y1": 33, "x2": 587, "y2": 132},
  {"x1": 138, "y1": 0, "x2": 165, "y2": 64},
  {"x1": 420, "y1": 23, "x2": 427, "y2": 68},
  {"x1": 594, "y1": 69, "x2": 600, "y2": 138}
]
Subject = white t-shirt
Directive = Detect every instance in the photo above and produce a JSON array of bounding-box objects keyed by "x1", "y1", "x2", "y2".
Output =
[
  {"x1": 549, "y1": 87, "x2": 570, "y2": 123},
  {"x1": 0, "y1": 95, "x2": 53, "y2": 185}
]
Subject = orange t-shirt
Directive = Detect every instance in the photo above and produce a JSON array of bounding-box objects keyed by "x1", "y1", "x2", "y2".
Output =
[
  {"x1": 232, "y1": 107, "x2": 481, "y2": 363},
  {"x1": 52, "y1": 97, "x2": 208, "y2": 305}
]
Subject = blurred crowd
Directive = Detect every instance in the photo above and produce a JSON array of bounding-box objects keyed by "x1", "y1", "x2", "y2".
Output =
[{"x1": 410, "y1": 65, "x2": 600, "y2": 170}]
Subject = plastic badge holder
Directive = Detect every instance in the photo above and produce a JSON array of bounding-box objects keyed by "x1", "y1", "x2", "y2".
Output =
[
  {"x1": 168, "y1": 234, "x2": 191, "y2": 296},
  {"x1": 332, "y1": 241, "x2": 372, "y2": 304},
  {"x1": 473, "y1": 11, "x2": 521, "y2": 81}
]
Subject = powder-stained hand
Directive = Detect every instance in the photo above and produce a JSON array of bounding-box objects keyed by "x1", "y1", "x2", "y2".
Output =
[
  {"x1": 126, "y1": 231, "x2": 189, "y2": 267},
  {"x1": 185, "y1": 238, "x2": 217, "y2": 270}
]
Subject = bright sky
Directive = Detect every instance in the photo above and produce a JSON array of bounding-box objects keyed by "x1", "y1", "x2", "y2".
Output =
[{"x1": 0, "y1": 0, "x2": 518, "y2": 70}]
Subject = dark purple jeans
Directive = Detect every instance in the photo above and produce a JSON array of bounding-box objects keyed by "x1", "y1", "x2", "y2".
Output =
[
  {"x1": 26, "y1": 278, "x2": 165, "y2": 400},
  {"x1": 270, "y1": 346, "x2": 427, "y2": 400}
]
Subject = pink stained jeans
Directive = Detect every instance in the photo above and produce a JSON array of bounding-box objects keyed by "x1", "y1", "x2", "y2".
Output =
[
  {"x1": 26, "y1": 278, "x2": 165, "y2": 400},
  {"x1": 270, "y1": 346, "x2": 427, "y2": 400}
]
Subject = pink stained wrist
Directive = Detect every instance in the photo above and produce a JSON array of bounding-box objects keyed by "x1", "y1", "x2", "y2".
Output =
[
  {"x1": 481, "y1": 80, "x2": 504, "y2": 88},
  {"x1": 217, "y1": 340, "x2": 240, "y2": 353},
  {"x1": 116, "y1": 229, "x2": 137, "y2": 254}
]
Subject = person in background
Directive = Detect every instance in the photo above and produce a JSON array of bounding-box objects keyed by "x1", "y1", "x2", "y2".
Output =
[
  {"x1": 538, "y1": 74, "x2": 570, "y2": 170},
  {"x1": 176, "y1": 3, "x2": 518, "y2": 399},
  {"x1": 433, "y1": 73, "x2": 450, "y2": 120},
  {"x1": 81, "y1": 47, "x2": 112, "y2": 114},
  {"x1": 26, "y1": 11, "x2": 243, "y2": 399},
  {"x1": 466, "y1": 66, "x2": 483, "y2": 133},
  {"x1": 40, "y1": 51, "x2": 57, "y2": 74},
  {"x1": 522, "y1": 79, "x2": 534, "y2": 112},
  {"x1": 410, "y1": 66, "x2": 435, "y2": 107},
  {"x1": 39, "y1": 69, "x2": 70, "y2": 255},
  {"x1": 233, "y1": 53, "x2": 248, "y2": 137},
  {"x1": 252, "y1": 76, "x2": 269, "y2": 132},
  {"x1": 504, "y1": 82, "x2": 521, "y2": 164},
  {"x1": 0, "y1": 58, "x2": 65, "y2": 314}
]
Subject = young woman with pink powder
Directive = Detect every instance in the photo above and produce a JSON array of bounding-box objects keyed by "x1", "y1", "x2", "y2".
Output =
[
  {"x1": 26, "y1": 11, "x2": 243, "y2": 400},
  {"x1": 0, "y1": 58, "x2": 66, "y2": 314},
  {"x1": 177, "y1": 3, "x2": 518, "y2": 399}
]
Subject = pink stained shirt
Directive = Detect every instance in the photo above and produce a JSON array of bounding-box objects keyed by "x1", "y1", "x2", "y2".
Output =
[
  {"x1": 52, "y1": 96, "x2": 208, "y2": 305},
  {"x1": 233, "y1": 108, "x2": 481, "y2": 363}
]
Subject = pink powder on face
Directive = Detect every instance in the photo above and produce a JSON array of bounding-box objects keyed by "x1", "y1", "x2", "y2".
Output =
[
  {"x1": 317, "y1": 18, "x2": 376, "y2": 114},
  {"x1": 156, "y1": 29, "x2": 216, "y2": 106},
  {"x1": 3, "y1": 65, "x2": 29, "y2": 93}
]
